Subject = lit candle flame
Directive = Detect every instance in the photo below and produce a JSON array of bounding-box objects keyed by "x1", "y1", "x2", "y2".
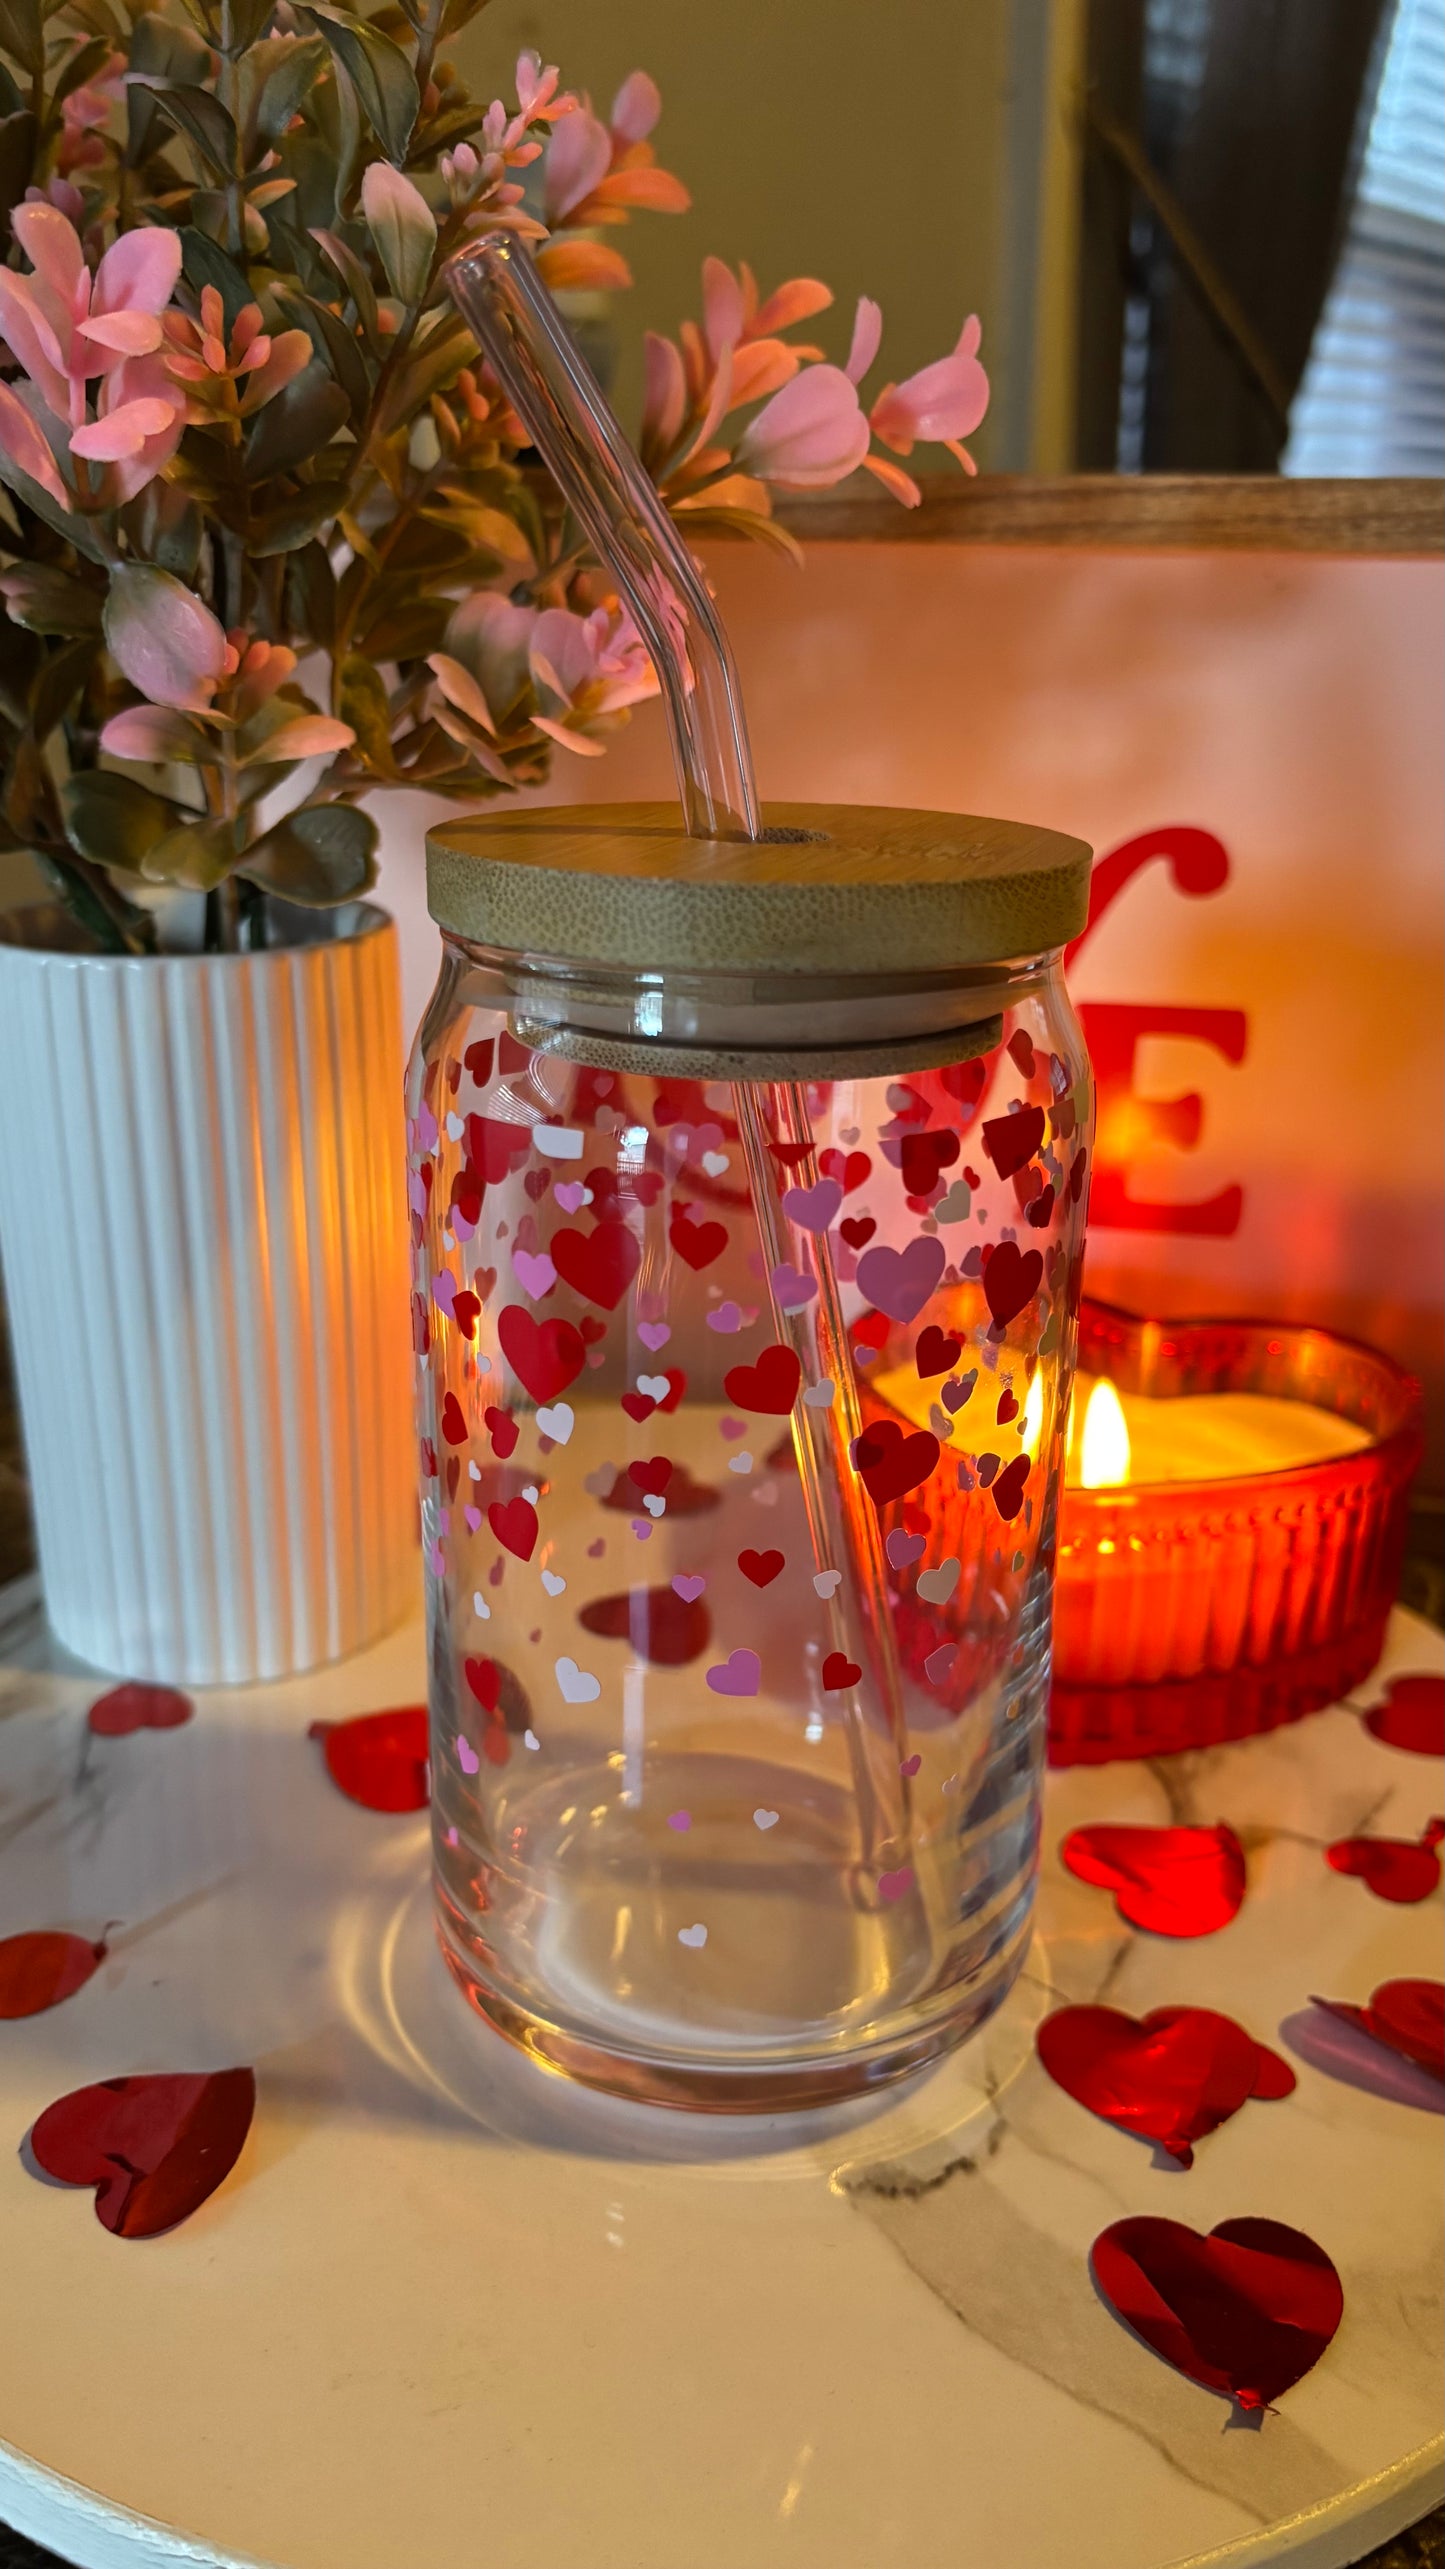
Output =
[
  {"x1": 1079, "y1": 1377, "x2": 1131, "y2": 1488},
  {"x1": 1021, "y1": 1368, "x2": 1045, "y2": 1458}
]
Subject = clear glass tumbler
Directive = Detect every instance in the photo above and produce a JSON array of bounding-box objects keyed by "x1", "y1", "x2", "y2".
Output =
[{"x1": 410, "y1": 801, "x2": 1093, "y2": 2108}]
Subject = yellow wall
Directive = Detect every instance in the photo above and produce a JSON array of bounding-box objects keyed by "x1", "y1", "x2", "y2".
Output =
[{"x1": 463, "y1": 0, "x2": 1068, "y2": 471}]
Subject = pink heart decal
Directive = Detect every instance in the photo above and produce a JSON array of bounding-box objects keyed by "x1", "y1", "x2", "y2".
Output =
[
  {"x1": 706, "y1": 1648, "x2": 761, "y2": 1697},
  {"x1": 856, "y1": 1236, "x2": 945, "y2": 1324}
]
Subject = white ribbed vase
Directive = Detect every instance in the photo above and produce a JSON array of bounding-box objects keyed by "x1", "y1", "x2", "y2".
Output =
[{"x1": 0, "y1": 903, "x2": 417, "y2": 1683}]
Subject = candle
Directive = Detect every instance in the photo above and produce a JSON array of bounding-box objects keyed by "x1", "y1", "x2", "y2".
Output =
[{"x1": 1067, "y1": 1373, "x2": 1374, "y2": 1489}]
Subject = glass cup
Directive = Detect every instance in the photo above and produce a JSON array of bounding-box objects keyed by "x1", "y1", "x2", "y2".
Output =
[{"x1": 410, "y1": 803, "x2": 1093, "y2": 2108}]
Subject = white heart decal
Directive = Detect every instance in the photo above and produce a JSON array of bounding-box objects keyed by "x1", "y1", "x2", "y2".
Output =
[
  {"x1": 536, "y1": 1402, "x2": 574, "y2": 1444},
  {"x1": 541, "y1": 1569, "x2": 566, "y2": 1596},
  {"x1": 916, "y1": 1558, "x2": 961, "y2": 1605},
  {"x1": 636, "y1": 1373, "x2": 670, "y2": 1400},
  {"x1": 753, "y1": 1809, "x2": 780, "y2": 1831},
  {"x1": 554, "y1": 1655, "x2": 601, "y2": 1704},
  {"x1": 677, "y1": 1923, "x2": 708, "y2": 1949}
]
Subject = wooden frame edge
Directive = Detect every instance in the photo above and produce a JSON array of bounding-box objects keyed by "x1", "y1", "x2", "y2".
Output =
[{"x1": 771, "y1": 474, "x2": 1444, "y2": 556}]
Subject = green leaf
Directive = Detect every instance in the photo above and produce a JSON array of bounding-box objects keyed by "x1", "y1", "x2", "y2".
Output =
[
  {"x1": 356, "y1": 594, "x2": 449, "y2": 660},
  {"x1": 3, "y1": 732, "x2": 48, "y2": 836},
  {"x1": 62, "y1": 769, "x2": 179, "y2": 868},
  {"x1": 238, "y1": 799, "x2": 377, "y2": 904},
  {"x1": 180, "y1": 227, "x2": 252, "y2": 333},
  {"x1": 309, "y1": 223, "x2": 381, "y2": 350},
  {"x1": 276, "y1": 285, "x2": 373, "y2": 415},
  {"x1": 30, "y1": 636, "x2": 97, "y2": 741},
  {"x1": 125, "y1": 10, "x2": 213, "y2": 166},
  {"x1": 52, "y1": 35, "x2": 114, "y2": 105},
  {"x1": 139, "y1": 816, "x2": 238, "y2": 889},
  {"x1": 141, "y1": 81, "x2": 240, "y2": 183},
  {"x1": 338, "y1": 650, "x2": 395, "y2": 772},
  {"x1": 123, "y1": 476, "x2": 205, "y2": 578},
  {"x1": 249, "y1": 479, "x2": 346, "y2": 554},
  {"x1": 373, "y1": 310, "x2": 471, "y2": 436},
  {"x1": 285, "y1": 538, "x2": 337, "y2": 649},
  {"x1": 56, "y1": 0, "x2": 124, "y2": 43},
  {"x1": 0, "y1": 565, "x2": 103, "y2": 636},
  {"x1": 295, "y1": 1, "x2": 417, "y2": 164},
  {"x1": 243, "y1": 33, "x2": 327, "y2": 151},
  {"x1": 0, "y1": 51, "x2": 21, "y2": 109},
  {"x1": 0, "y1": 446, "x2": 110, "y2": 564},
  {"x1": 361, "y1": 156, "x2": 435, "y2": 304},
  {"x1": 244, "y1": 366, "x2": 349, "y2": 481},
  {"x1": 0, "y1": 0, "x2": 43, "y2": 78},
  {"x1": 0, "y1": 106, "x2": 36, "y2": 233}
]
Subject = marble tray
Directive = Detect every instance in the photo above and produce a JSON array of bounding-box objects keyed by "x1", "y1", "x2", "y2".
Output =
[{"x1": 0, "y1": 1577, "x2": 1439, "y2": 2569}]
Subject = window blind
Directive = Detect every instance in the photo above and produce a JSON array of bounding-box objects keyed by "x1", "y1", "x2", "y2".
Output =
[{"x1": 1285, "y1": 0, "x2": 1445, "y2": 474}]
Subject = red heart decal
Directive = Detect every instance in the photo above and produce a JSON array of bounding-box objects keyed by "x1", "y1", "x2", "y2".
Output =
[
  {"x1": 990, "y1": 1453, "x2": 1031, "y2": 1520},
  {"x1": 30, "y1": 2069, "x2": 257, "y2": 2240},
  {"x1": 524, "y1": 1168, "x2": 550, "y2": 1201},
  {"x1": 939, "y1": 1057, "x2": 989, "y2": 1108},
  {"x1": 839, "y1": 1216, "x2": 876, "y2": 1249},
  {"x1": 738, "y1": 1548, "x2": 785, "y2": 1588},
  {"x1": 981, "y1": 1104, "x2": 1046, "y2": 1181},
  {"x1": 452, "y1": 1290, "x2": 481, "y2": 1341},
  {"x1": 626, "y1": 1456, "x2": 673, "y2": 1499},
  {"x1": 1061, "y1": 1823, "x2": 1247, "y2": 1937},
  {"x1": 578, "y1": 1588, "x2": 711, "y2": 1665},
  {"x1": 440, "y1": 1390, "x2": 467, "y2": 1447},
  {"x1": 464, "y1": 1657, "x2": 500, "y2": 1712},
  {"x1": 621, "y1": 1390, "x2": 657, "y2": 1422},
  {"x1": 552, "y1": 1221, "x2": 640, "y2": 1310},
  {"x1": 669, "y1": 1206, "x2": 728, "y2": 1270},
  {"x1": 852, "y1": 1418, "x2": 939, "y2": 1507},
  {"x1": 88, "y1": 1683, "x2": 192, "y2": 1739},
  {"x1": 451, "y1": 1170, "x2": 483, "y2": 1231},
  {"x1": 981, "y1": 1239, "x2": 1043, "y2": 1330},
  {"x1": 1091, "y1": 2216, "x2": 1343, "y2": 2412},
  {"x1": 818, "y1": 1148, "x2": 870, "y2": 1192},
  {"x1": 0, "y1": 1930, "x2": 107, "y2": 2020},
  {"x1": 1364, "y1": 1673, "x2": 1444, "y2": 1756},
  {"x1": 767, "y1": 1141, "x2": 813, "y2": 1170},
  {"x1": 915, "y1": 1325, "x2": 961, "y2": 1378},
  {"x1": 497, "y1": 1305, "x2": 585, "y2": 1400},
  {"x1": 899, "y1": 1129, "x2": 959, "y2": 1196},
  {"x1": 463, "y1": 1036, "x2": 494, "y2": 1085},
  {"x1": 1326, "y1": 1818, "x2": 1443, "y2": 1903},
  {"x1": 1037, "y1": 2005, "x2": 1294, "y2": 2166},
  {"x1": 822, "y1": 1652, "x2": 862, "y2": 1691},
  {"x1": 723, "y1": 1344, "x2": 802, "y2": 1415},
  {"x1": 498, "y1": 1029, "x2": 532, "y2": 1073},
  {"x1": 485, "y1": 1405, "x2": 518, "y2": 1458},
  {"x1": 463, "y1": 1113, "x2": 532, "y2": 1184},
  {"x1": 1313, "y1": 1978, "x2": 1444, "y2": 2082},
  {"x1": 489, "y1": 1495, "x2": 538, "y2": 1559},
  {"x1": 311, "y1": 1705, "x2": 429, "y2": 1810}
]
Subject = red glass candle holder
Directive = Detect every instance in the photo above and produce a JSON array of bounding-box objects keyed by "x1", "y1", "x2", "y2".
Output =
[{"x1": 1049, "y1": 1300, "x2": 1422, "y2": 1764}]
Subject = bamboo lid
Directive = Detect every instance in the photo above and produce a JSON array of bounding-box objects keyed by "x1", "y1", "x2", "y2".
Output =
[{"x1": 425, "y1": 802, "x2": 1091, "y2": 973}]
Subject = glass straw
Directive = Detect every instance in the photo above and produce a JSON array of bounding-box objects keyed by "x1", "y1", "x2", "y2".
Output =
[{"x1": 445, "y1": 235, "x2": 912, "y2": 1877}]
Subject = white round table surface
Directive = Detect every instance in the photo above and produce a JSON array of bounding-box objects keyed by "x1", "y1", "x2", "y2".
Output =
[{"x1": 0, "y1": 1579, "x2": 1440, "y2": 2569}]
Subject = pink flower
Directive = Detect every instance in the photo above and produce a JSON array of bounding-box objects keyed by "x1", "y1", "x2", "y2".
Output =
[
  {"x1": 735, "y1": 364, "x2": 870, "y2": 489},
  {"x1": 542, "y1": 72, "x2": 688, "y2": 231},
  {"x1": 57, "y1": 49, "x2": 124, "y2": 175},
  {"x1": 868, "y1": 315, "x2": 989, "y2": 469},
  {"x1": 164, "y1": 286, "x2": 311, "y2": 420},
  {"x1": 0, "y1": 205, "x2": 184, "y2": 501},
  {"x1": 610, "y1": 72, "x2": 660, "y2": 146},
  {"x1": 528, "y1": 604, "x2": 657, "y2": 755},
  {"x1": 702, "y1": 259, "x2": 831, "y2": 363}
]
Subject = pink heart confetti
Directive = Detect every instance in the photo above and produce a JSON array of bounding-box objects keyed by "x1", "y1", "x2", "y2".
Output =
[
  {"x1": 638, "y1": 1320, "x2": 672, "y2": 1351},
  {"x1": 553, "y1": 1181, "x2": 592, "y2": 1215},
  {"x1": 770, "y1": 1263, "x2": 817, "y2": 1311},
  {"x1": 706, "y1": 1649, "x2": 761, "y2": 1697},
  {"x1": 707, "y1": 1302, "x2": 747, "y2": 1334},
  {"x1": 886, "y1": 1530, "x2": 925, "y2": 1569},
  {"x1": 672, "y1": 1574, "x2": 707, "y2": 1602},
  {"x1": 856, "y1": 1236, "x2": 945, "y2": 1324},
  {"x1": 781, "y1": 1178, "x2": 843, "y2": 1234},
  {"x1": 719, "y1": 1415, "x2": 749, "y2": 1440},
  {"x1": 667, "y1": 1810, "x2": 692, "y2": 1831},
  {"x1": 457, "y1": 1736, "x2": 480, "y2": 1776},
  {"x1": 511, "y1": 1249, "x2": 557, "y2": 1300},
  {"x1": 879, "y1": 1865, "x2": 915, "y2": 1903},
  {"x1": 900, "y1": 1754, "x2": 922, "y2": 1777},
  {"x1": 431, "y1": 1269, "x2": 457, "y2": 1316}
]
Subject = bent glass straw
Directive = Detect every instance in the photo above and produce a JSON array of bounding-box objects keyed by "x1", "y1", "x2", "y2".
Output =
[{"x1": 445, "y1": 235, "x2": 912, "y2": 1878}]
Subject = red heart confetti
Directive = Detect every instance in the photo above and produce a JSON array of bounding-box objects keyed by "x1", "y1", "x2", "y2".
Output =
[
  {"x1": 1363, "y1": 1673, "x2": 1444, "y2": 1757},
  {"x1": 822, "y1": 1651, "x2": 862, "y2": 1691},
  {"x1": 1037, "y1": 2004, "x2": 1295, "y2": 2167},
  {"x1": 915, "y1": 1325, "x2": 962, "y2": 1379},
  {"x1": 463, "y1": 1036, "x2": 494, "y2": 1085},
  {"x1": 498, "y1": 1305, "x2": 586, "y2": 1399},
  {"x1": 485, "y1": 1404, "x2": 519, "y2": 1458},
  {"x1": 489, "y1": 1495, "x2": 539, "y2": 1560},
  {"x1": 440, "y1": 1391, "x2": 468, "y2": 1446},
  {"x1": 981, "y1": 1104, "x2": 1046, "y2": 1181},
  {"x1": 463, "y1": 1113, "x2": 532, "y2": 1184},
  {"x1": 621, "y1": 1390, "x2": 658, "y2": 1422},
  {"x1": 552, "y1": 1221, "x2": 640, "y2": 1310},
  {"x1": 310, "y1": 1705, "x2": 429, "y2": 1810},
  {"x1": 818, "y1": 1148, "x2": 870, "y2": 1192},
  {"x1": 738, "y1": 1548, "x2": 785, "y2": 1588},
  {"x1": 1312, "y1": 1979, "x2": 1443, "y2": 2082},
  {"x1": 602, "y1": 1461, "x2": 719, "y2": 1515},
  {"x1": 1326, "y1": 1818, "x2": 1443, "y2": 1904},
  {"x1": 990, "y1": 1453, "x2": 1031, "y2": 1520},
  {"x1": 578, "y1": 1588, "x2": 711, "y2": 1665},
  {"x1": 981, "y1": 1239, "x2": 1043, "y2": 1330},
  {"x1": 626, "y1": 1456, "x2": 673, "y2": 1499},
  {"x1": 852, "y1": 1418, "x2": 940, "y2": 1508},
  {"x1": 1091, "y1": 2216, "x2": 1343, "y2": 2413},
  {"x1": 88, "y1": 1683, "x2": 192, "y2": 1739},
  {"x1": 30, "y1": 2069, "x2": 257, "y2": 2239},
  {"x1": 1061, "y1": 1823, "x2": 1247, "y2": 1937},
  {"x1": 723, "y1": 1344, "x2": 802, "y2": 1415},
  {"x1": 669, "y1": 1206, "x2": 728, "y2": 1270},
  {"x1": 0, "y1": 1931, "x2": 108, "y2": 2020},
  {"x1": 839, "y1": 1216, "x2": 876, "y2": 1249},
  {"x1": 766, "y1": 1141, "x2": 814, "y2": 1170}
]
